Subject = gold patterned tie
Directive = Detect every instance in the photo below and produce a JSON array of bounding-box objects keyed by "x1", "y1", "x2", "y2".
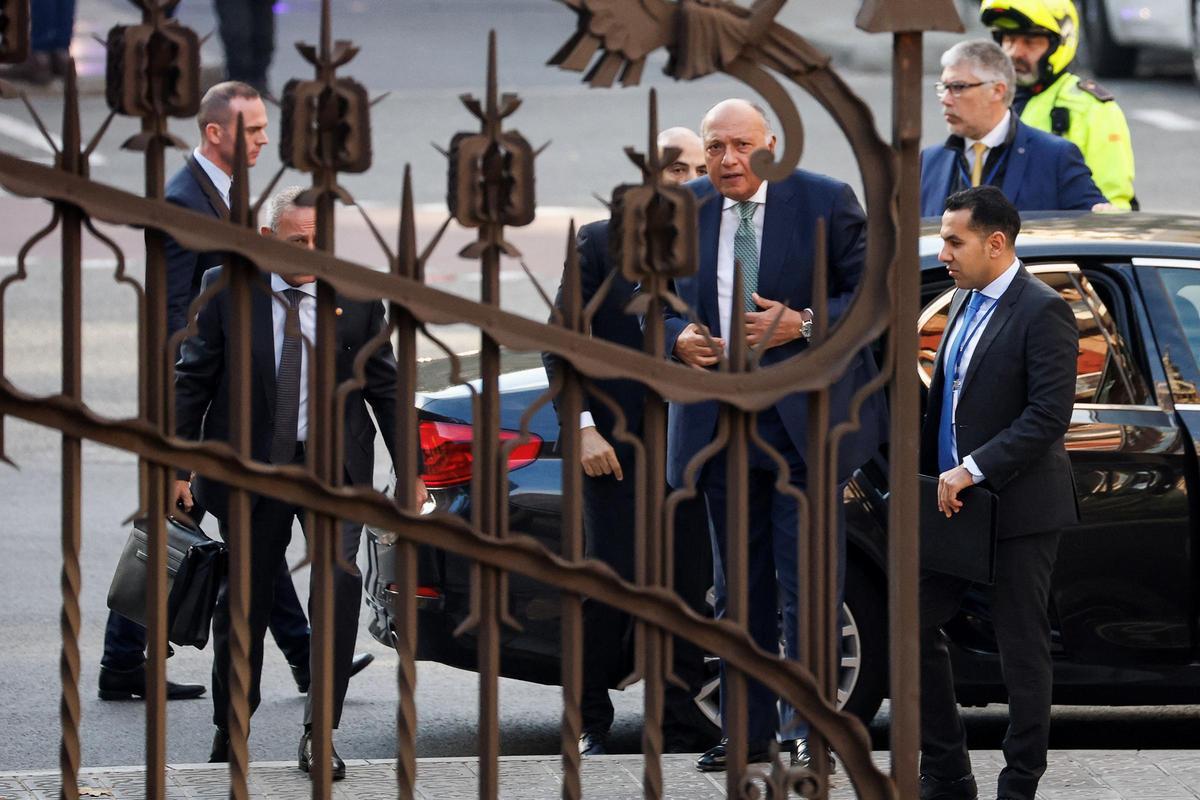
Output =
[{"x1": 970, "y1": 141, "x2": 987, "y2": 187}]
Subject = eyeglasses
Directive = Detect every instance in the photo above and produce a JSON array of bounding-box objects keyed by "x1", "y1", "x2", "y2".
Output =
[{"x1": 934, "y1": 80, "x2": 993, "y2": 98}]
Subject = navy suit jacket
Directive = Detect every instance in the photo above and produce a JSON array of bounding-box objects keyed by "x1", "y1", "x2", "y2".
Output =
[
  {"x1": 165, "y1": 156, "x2": 229, "y2": 337},
  {"x1": 663, "y1": 170, "x2": 888, "y2": 488},
  {"x1": 542, "y1": 219, "x2": 647, "y2": 442},
  {"x1": 174, "y1": 268, "x2": 399, "y2": 521},
  {"x1": 920, "y1": 117, "x2": 1107, "y2": 217}
]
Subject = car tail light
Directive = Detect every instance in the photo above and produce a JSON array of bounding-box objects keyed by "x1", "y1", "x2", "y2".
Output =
[{"x1": 418, "y1": 420, "x2": 542, "y2": 489}]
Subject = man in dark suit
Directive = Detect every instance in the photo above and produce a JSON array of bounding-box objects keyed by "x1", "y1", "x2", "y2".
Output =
[
  {"x1": 100, "y1": 82, "x2": 375, "y2": 704},
  {"x1": 919, "y1": 186, "x2": 1078, "y2": 800},
  {"x1": 173, "y1": 187, "x2": 426, "y2": 777},
  {"x1": 920, "y1": 39, "x2": 1108, "y2": 217},
  {"x1": 542, "y1": 126, "x2": 714, "y2": 756},
  {"x1": 666, "y1": 99, "x2": 887, "y2": 772}
]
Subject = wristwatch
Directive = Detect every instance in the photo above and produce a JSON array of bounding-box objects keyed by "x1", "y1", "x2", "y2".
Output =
[{"x1": 799, "y1": 308, "x2": 814, "y2": 341}]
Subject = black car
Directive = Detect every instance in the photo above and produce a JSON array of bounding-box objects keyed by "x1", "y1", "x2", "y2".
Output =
[{"x1": 365, "y1": 212, "x2": 1200, "y2": 732}]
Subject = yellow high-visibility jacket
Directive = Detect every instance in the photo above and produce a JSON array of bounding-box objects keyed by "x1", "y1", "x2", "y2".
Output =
[{"x1": 1021, "y1": 71, "x2": 1136, "y2": 209}]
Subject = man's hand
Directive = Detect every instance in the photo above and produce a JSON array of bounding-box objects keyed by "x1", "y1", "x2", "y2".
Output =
[
  {"x1": 673, "y1": 322, "x2": 724, "y2": 368},
  {"x1": 414, "y1": 478, "x2": 429, "y2": 509},
  {"x1": 937, "y1": 465, "x2": 974, "y2": 518},
  {"x1": 1091, "y1": 201, "x2": 1115, "y2": 212},
  {"x1": 746, "y1": 293, "x2": 804, "y2": 349},
  {"x1": 173, "y1": 479, "x2": 194, "y2": 512},
  {"x1": 580, "y1": 426, "x2": 623, "y2": 480}
]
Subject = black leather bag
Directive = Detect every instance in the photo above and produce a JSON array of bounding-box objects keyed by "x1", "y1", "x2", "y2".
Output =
[{"x1": 106, "y1": 517, "x2": 227, "y2": 649}]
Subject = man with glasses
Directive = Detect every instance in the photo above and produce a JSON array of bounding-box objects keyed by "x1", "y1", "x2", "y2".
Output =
[{"x1": 919, "y1": 40, "x2": 1108, "y2": 217}]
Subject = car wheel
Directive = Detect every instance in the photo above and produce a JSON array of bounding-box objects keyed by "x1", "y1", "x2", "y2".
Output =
[
  {"x1": 691, "y1": 560, "x2": 888, "y2": 734},
  {"x1": 1079, "y1": 0, "x2": 1138, "y2": 78}
]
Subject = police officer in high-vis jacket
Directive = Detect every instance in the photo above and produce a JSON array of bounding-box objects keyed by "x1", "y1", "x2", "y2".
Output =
[{"x1": 981, "y1": 0, "x2": 1136, "y2": 209}]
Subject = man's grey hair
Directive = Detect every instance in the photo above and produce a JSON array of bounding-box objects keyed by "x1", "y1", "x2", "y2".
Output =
[
  {"x1": 941, "y1": 39, "x2": 1015, "y2": 106},
  {"x1": 266, "y1": 185, "x2": 307, "y2": 232}
]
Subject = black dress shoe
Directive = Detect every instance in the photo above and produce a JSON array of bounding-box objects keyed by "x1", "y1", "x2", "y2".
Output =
[
  {"x1": 98, "y1": 665, "x2": 206, "y2": 701},
  {"x1": 291, "y1": 652, "x2": 375, "y2": 694},
  {"x1": 208, "y1": 728, "x2": 230, "y2": 763},
  {"x1": 298, "y1": 729, "x2": 346, "y2": 780},
  {"x1": 695, "y1": 738, "x2": 773, "y2": 772},
  {"x1": 578, "y1": 729, "x2": 608, "y2": 756},
  {"x1": 919, "y1": 773, "x2": 979, "y2": 800},
  {"x1": 788, "y1": 738, "x2": 836, "y2": 773}
]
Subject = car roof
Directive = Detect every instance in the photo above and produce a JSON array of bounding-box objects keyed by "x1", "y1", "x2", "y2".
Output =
[{"x1": 920, "y1": 212, "x2": 1200, "y2": 266}]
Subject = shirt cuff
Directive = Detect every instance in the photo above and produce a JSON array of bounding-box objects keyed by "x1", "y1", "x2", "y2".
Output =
[
  {"x1": 579, "y1": 411, "x2": 596, "y2": 430},
  {"x1": 962, "y1": 455, "x2": 985, "y2": 484}
]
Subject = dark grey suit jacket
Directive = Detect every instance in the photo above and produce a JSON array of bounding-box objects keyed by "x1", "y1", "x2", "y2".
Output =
[
  {"x1": 174, "y1": 268, "x2": 399, "y2": 521},
  {"x1": 920, "y1": 264, "x2": 1079, "y2": 538}
]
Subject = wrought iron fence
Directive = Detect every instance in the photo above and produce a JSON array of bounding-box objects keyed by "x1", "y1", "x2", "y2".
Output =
[{"x1": 0, "y1": 0, "x2": 963, "y2": 797}]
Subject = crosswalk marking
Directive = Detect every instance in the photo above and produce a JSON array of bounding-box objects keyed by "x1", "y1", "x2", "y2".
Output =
[
  {"x1": 0, "y1": 112, "x2": 109, "y2": 166},
  {"x1": 1129, "y1": 109, "x2": 1200, "y2": 132}
]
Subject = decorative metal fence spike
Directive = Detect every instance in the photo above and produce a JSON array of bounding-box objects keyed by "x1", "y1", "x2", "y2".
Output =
[{"x1": 0, "y1": 0, "x2": 29, "y2": 64}]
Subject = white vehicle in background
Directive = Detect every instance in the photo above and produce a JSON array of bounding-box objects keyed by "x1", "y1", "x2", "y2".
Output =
[{"x1": 1077, "y1": 0, "x2": 1200, "y2": 80}]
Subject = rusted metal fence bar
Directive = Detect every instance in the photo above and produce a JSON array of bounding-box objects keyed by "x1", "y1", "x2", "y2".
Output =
[{"x1": 57, "y1": 64, "x2": 85, "y2": 800}]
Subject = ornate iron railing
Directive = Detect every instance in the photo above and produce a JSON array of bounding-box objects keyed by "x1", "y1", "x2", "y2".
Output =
[{"x1": 0, "y1": 0, "x2": 962, "y2": 797}]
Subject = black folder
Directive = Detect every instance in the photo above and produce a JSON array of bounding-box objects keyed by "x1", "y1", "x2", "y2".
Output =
[{"x1": 919, "y1": 474, "x2": 999, "y2": 585}]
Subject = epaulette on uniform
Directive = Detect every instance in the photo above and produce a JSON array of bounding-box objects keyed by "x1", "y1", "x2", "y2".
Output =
[{"x1": 1076, "y1": 78, "x2": 1115, "y2": 102}]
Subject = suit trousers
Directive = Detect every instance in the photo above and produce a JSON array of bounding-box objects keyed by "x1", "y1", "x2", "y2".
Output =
[
  {"x1": 920, "y1": 529, "x2": 1061, "y2": 800},
  {"x1": 580, "y1": 440, "x2": 710, "y2": 739},
  {"x1": 213, "y1": 0, "x2": 274, "y2": 90},
  {"x1": 210, "y1": 483, "x2": 365, "y2": 731},
  {"x1": 701, "y1": 407, "x2": 846, "y2": 744}
]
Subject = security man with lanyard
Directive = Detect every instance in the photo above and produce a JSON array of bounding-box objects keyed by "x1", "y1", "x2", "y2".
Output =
[{"x1": 981, "y1": 0, "x2": 1136, "y2": 209}]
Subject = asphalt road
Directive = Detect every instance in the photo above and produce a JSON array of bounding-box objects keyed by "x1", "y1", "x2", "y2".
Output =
[{"x1": 1, "y1": 0, "x2": 1200, "y2": 771}]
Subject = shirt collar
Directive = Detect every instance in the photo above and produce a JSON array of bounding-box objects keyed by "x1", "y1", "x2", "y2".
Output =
[
  {"x1": 192, "y1": 147, "x2": 232, "y2": 206},
  {"x1": 270, "y1": 272, "x2": 318, "y2": 298},
  {"x1": 979, "y1": 257, "x2": 1020, "y2": 301},
  {"x1": 722, "y1": 180, "x2": 768, "y2": 211},
  {"x1": 966, "y1": 110, "x2": 1011, "y2": 152}
]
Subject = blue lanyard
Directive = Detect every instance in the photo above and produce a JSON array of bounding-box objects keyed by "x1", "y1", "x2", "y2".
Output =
[
  {"x1": 956, "y1": 144, "x2": 1011, "y2": 190},
  {"x1": 949, "y1": 296, "x2": 997, "y2": 387}
]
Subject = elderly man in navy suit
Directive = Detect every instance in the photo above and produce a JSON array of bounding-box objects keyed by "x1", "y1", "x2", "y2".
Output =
[
  {"x1": 920, "y1": 40, "x2": 1108, "y2": 217},
  {"x1": 543, "y1": 126, "x2": 714, "y2": 757},
  {"x1": 665, "y1": 99, "x2": 887, "y2": 772}
]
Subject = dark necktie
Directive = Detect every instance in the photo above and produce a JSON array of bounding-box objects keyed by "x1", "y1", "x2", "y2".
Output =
[
  {"x1": 269, "y1": 288, "x2": 305, "y2": 464},
  {"x1": 937, "y1": 291, "x2": 986, "y2": 473},
  {"x1": 733, "y1": 200, "x2": 759, "y2": 311}
]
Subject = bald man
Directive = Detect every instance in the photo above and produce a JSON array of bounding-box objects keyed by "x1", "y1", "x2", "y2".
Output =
[
  {"x1": 663, "y1": 99, "x2": 887, "y2": 772},
  {"x1": 542, "y1": 126, "x2": 714, "y2": 756}
]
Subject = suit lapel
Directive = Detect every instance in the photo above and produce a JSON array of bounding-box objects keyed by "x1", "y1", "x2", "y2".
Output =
[
  {"x1": 931, "y1": 288, "x2": 968, "y2": 392},
  {"x1": 960, "y1": 265, "x2": 1030, "y2": 395},
  {"x1": 186, "y1": 156, "x2": 230, "y2": 221},
  {"x1": 926, "y1": 150, "x2": 955, "y2": 216},
  {"x1": 999, "y1": 122, "x2": 1031, "y2": 208},
  {"x1": 758, "y1": 180, "x2": 794, "y2": 305},
  {"x1": 697, "y1": 193, "x2": 722, "y2": 337},
  {"x1": 252, "y1": 277, "x2": 276, "y2": 417}
]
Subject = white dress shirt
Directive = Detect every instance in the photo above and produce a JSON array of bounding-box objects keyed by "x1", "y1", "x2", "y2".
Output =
[
  {"x1": 270, "y1": 273, "x2": 317, "y2": 443},
  {"x1": 944, "y1": 257, "x2": 1020, "y2": 481},
  {"x1": 192, "y1": 147, "x2": 232, "y2": 208},
  {"x1": 717, "y1": 180, "x2": 768, "y2": 341},
  {"x1": 963, "y1": 110, "x2": 1011, "y2": 178}
]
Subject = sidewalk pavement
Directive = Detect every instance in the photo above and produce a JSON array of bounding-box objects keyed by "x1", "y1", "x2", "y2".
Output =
[{"x1": 3, "y1": 751, "x2": 1200, "y2": 799}]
